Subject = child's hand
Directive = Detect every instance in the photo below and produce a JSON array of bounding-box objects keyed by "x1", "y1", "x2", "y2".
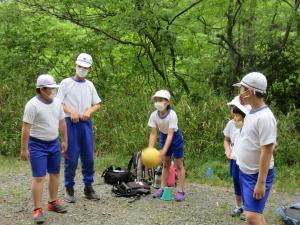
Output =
[
  {"x1": 253, "y1": 182, "x2": 266, "y2": 200},
  {"x1": 61, "y1": 141, "x2": 67, "y2": 153},
  {"x1": 20, "y1": 149, "x2": 29, "y2": 161},
  {"x1": 159, "y1": 150, "x2": 165, "y2": 161}
]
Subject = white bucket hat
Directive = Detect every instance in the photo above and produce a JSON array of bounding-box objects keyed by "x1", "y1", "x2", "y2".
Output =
[
  {"x1": 36, "y1": 74, "x2": 60, "y2": 88},
  {"x1": 227, "y1": 96, "x2": 251, "y2": 115},
  {"x1": 233, "y1": 72, "x2": 267, "y2": 94},
  {"x1": 152, "y1": 90, "x2": 171, "y2": 101}
]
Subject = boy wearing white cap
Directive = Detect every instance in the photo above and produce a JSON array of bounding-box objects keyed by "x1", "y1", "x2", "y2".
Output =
[
  {"x1": 148, "y1": 90, "x2": 186, "y2": 201},
  {"x1": 57, "y1": 53, "x2": 101, "y2": 202},
  {"x1": 223, "y1": 96, "x2": 251, "y2": 220},
  {"x1": 21, "y1": 74, "x2": 67, "y2": 223},
  {"x1": 233, "y1": 72, "x2": 277, "y2": 225}
]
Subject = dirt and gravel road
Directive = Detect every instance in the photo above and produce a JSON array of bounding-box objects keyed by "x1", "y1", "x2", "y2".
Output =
[{"x1": 0, "y1": 167, "x2": 298, "y2": 225}]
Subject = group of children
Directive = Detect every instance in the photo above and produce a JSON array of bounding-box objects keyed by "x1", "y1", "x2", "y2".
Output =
[{"x1": 21, "y1": 56, "x2": 276, "y2": 225}]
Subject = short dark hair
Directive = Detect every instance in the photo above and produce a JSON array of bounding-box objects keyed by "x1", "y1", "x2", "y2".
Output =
[
  {"x1": 232, "y1": 107, "x2": 246, "y2": 118},
  {"x1": 36, "y1": 88, "x2": 41, "y2": 94}
]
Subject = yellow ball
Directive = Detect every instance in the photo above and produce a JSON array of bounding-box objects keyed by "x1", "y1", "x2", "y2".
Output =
[{"x1": 141, "y1": 147, "x2": 161, "y2": 169}]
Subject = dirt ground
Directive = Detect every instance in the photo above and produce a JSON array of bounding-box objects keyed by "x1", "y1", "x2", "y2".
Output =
[{"x1": 0, "y1": 169, "x2": 298, "y2": 225}]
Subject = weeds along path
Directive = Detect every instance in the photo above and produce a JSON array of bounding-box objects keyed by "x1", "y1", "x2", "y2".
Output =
[{"x1": 0, "y1": 168, "x2": 297, "y2": 225}]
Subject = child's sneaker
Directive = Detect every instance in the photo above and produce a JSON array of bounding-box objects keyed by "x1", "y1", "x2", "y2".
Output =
[
  {"x1": 152, "y1": 188, "x2": 164, "y2": 198},
  {"x1": 33, "y1": 208, "x2": 45, "y2": 224},
  {"x1": 47, "y1": 200, "x2": 67, "y2": 213},
  {"x1": 176, "y1": 191, "x2": 185, "y2": 201},
  {"x1": 240, "y1": 212, "x2": 246, "y2": 220},
  {"x1": 231, "y1": 206, "x2": 243, "y2": 217}
]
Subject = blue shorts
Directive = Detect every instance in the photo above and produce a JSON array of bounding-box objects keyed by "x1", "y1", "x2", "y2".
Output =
[
  {"x1": 160, "y1": 129, "x2": 184, "y2": 158},
  {"x1": 230, "y1": 159, "x2": 241, "y2": 196},
  {"x1": 29, "y1": 136, "x2": 61, "y2": 177},
  {"x1": 239, "y1": 168, "x2": 275, "y2": 213}
]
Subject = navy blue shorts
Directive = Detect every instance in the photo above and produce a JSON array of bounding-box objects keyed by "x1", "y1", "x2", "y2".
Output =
[
  {"x1": 160, "y1": 129, "x2": 184, "y2": 158},
  {"x1": 29, "y1": 137, "x2": 61, "y2": 177},
  {"x1": 230, "y1": 159, "x2": 241, "y2": 196},
  {"x1": 239, "y1": 168, "x2": 275, "y2": 213}
]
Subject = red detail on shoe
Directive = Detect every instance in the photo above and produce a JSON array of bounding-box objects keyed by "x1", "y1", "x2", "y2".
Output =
[
  {"x1": 47, "y1": 199, "x2": 61, "y2": 211},
  {"x1": 33, "y1": 208, "x2": 42, "y2": 218}
]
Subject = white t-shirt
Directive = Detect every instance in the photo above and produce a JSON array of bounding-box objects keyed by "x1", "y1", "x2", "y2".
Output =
[
  {"x1": 57, "y1": 77, "x2": 101, "y2": 117},
  {"x1": 23, "y1": 96, "x2": 65, "y2": 141},
  {"x1": 223, "y1": 120, "x2": 241, "y2": 160},
  {"x1": 235, "y1": 106, "x2": 277, "y2": 174},
  {"x1": 148, "y1": 109, "x2": 178, "y2": 134}
]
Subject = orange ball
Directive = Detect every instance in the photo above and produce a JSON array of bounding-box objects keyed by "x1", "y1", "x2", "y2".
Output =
[{"x1": 141, "y1": 147, "x2": 161, "y2": 169}]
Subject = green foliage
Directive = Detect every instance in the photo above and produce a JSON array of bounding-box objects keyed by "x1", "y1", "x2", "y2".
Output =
[{"x1": 0, "y1": 0, "x2": 299, "y2": 192}]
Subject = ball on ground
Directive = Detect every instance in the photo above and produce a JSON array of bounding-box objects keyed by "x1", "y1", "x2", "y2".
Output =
[{"x1": 141, "y1": 147, "x2": 161, "y2": 169}]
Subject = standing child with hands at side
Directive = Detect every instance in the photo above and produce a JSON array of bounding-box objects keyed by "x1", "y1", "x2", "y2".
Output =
[
  {"x1": 147, "y1": 90, "x2": 186, "y2": 201},
  {"x1": 223, "y1": 96, "x2": 251, "y2": 220}
]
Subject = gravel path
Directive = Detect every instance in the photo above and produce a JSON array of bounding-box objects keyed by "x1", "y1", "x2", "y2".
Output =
[{"x1": 0, "y1": 167, "x2": 298, "y2": 225}]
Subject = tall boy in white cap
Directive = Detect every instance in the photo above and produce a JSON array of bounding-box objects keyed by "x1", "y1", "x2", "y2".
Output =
[
  {"x1": 21, "y1": 74, "x2": 68, "y2": 223},
  {"x1": 233, "y1": 72, "x2": 277, "y2": 225},
  {"x1": 57, "y1": 53, "x2": 101, "y2": 202}
]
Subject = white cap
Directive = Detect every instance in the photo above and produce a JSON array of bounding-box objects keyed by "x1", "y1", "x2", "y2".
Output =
[
  {"x1": 233, "y1": 72, "x2": 267, "y2": 94},
  {"x1": 36, "y1": 74, "x2": 60, "y2": 88},
  {"x1": 76, "y1": 53, "x2": 93, "y2": 68},
  {"x1": 227, "y1": 96, "x2": 251, "y2": 115},
  {"x1": 152, "y1": 90, "x2": 171, "y2": 101}
]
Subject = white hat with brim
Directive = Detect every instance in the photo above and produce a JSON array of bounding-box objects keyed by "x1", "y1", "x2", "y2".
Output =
[
  {"x1": 233, "y1": 72, "x2": 267, "y2": 94},
  {"x1": 76, "y1": 53, "x2": 93, "y2": 68},
  {"x1": 36, "y1": 74, "x2": 60, "y2": 88},
  {"x1": 152, "y1": 90, "x2": 171, "y2": 101},
  {"x1": 227, "y1": 96, "x2": 251, "y2": 115}
]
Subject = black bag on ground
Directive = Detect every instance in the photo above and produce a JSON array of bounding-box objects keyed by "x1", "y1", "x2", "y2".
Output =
[
  {"x1": 101, "y1": 165, "x2": 134, "y2": 185},
  {"x1": 128, "y1": 151, "x2": 155, "y2": 184},
  {"x1": 112, "y1": 181, "x2": 151, "y2": 197},
  {"x1": 276, "y1": 202, "x2": 300, "y2": 225}
]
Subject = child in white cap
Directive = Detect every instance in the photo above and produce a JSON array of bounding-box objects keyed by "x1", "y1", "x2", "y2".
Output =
[
  {"x1": 223, "y1": 96, "x2": 251, "y2": 220},
  {"x1": 21, "y1": 74, "x2": 67, "y2": 223},
  {"x1": 57, "y1": 53, "x2": 101, "y2": 202},
  {"x1": 147, "y1": 90, "x2": 186, "y2": 201},
  {"x1": 233, "y1": 72, "x2": 277, "y2": 225}
]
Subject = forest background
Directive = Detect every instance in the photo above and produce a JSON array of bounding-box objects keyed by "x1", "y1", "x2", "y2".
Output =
[{"x1": 0, "y1": 0, "x2": 299, "y2": 192}]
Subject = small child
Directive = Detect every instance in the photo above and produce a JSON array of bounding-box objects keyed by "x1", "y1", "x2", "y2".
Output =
[
  {"x1": 21, "y1": 74, "x2": 67, "y2": 224},
  {"x1": 147, "y1": 90, "x2": 186, "y2": 201},
  {"x1": 223, "y1": 96, "x2": 251, "y2": 220},
  {"x1": 233, "y1": 72, "x2": 277, "y2": 225}
]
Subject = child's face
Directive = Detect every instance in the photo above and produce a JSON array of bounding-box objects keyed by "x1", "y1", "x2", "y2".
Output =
[
  {"x1": 153, "y1": 97, "x2": 170, "y2": 111},
  {"x1": 233, "y1": 113, "x2": 243, "y2": 122}
]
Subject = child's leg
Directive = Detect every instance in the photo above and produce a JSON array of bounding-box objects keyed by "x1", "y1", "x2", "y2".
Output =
[
  {"x1": 174, "y1": 158, "x2": 185, "y2": 190},
  {"x1": 32, "y1": 176, "x2": 45, "y2": 209},
  {"x1": 161, "y1": 156, "x2": 171, "y2": 187},
  {"x1": 235, "y1": 195, "x2": 242, "y2": 208},
  {"x1": 245, "y1": 211, "x2": 265, "y2": 225},
  {"x1": 48, "y1": 173, "x2": 60, "y2": 202}
]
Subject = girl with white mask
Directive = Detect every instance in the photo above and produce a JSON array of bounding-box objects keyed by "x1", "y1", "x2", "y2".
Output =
[{"x1": 147, "y1": 90, "x2": 186, "y2": 201}]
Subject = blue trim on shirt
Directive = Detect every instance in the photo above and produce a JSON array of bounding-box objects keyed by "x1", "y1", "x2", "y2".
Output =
[
  {"x1": 71, "y1": 77, "x2": 86, "y2": 83},
  {"x1": 249, "y1": 105, "x2": 268, "y2": 114},
  {"x1": 36, "y1": 95, "x2": 53, "y2": 104},
  {"x1": 157, "y1": 108, "x2": 171, "y2": 119}
]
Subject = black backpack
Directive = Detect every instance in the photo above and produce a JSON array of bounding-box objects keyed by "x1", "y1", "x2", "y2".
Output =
[
  {"x1": 112, "y1": 181, "x2": 151, "y2": 200},
  {"x1": 128, "y1": 151, "x2": 155, "y2": 184},
  {"x1": 101, "y1": 165, "x2": 134, "y2": 185},
  {"x1": 276, "y1": 202, "x2": 300, "y2": 225}
]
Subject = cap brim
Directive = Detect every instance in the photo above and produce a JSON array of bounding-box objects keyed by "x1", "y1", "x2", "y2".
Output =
[
  {"x1": 232, "y1": 82, "x2": 242, "y2": 87},
  {"x1": 76, "y1": 60, "x2": 91, "y2": 68},
  {"x1": 151, "y1": 94, "x2": 169, "y2": 101},
  {"x1": 37, "y1": 84, "x2": 60, "y2": 88}
]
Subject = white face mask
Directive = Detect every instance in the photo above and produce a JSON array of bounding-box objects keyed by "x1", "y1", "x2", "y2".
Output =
[
  {"x1": 76, "y1": 67, "x2": 89, "y2": 78},
  {"x1": 154, "y1": 102, "x2": 166, "y2": 111},
  {"x1": 50, "y1": 89, "x2": 57, "y2": 99}
]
